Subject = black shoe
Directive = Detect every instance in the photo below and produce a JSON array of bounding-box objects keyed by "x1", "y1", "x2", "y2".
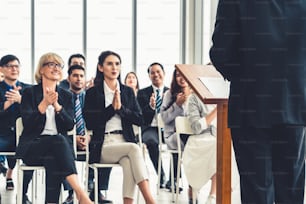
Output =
[
  {"x1": 165, "y1": 180, "x2": 183, "y2": 193},
  {"x1": 62, "y1": 194, "x2": 74, "y2": 204},
  {"x1": 189, "y1": 198, "x2": 199, "y2": 204},
  {"x1": 88, "y1": 179, "x2": 94, "y2": 192},
  {"x1": 89, "y1": 191, "x2": 113, "y2": 204},
  {"x1": 0, "y1": 162, "x2": 7, "y2": 176},
  {"x1": 159, "y1": 174, "x2": 166, "y2": 188},
  {"x1": 23, "y1": 194, "x2": 32, "y2": 204}
]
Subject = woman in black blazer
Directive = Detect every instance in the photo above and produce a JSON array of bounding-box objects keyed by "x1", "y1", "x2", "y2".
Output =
[
  {"x1": 84, "y1": 50, "x2": 155, "y2": 204},
  {"x1": 15, "y1": 53, "x2": 92, "y2": 204}
]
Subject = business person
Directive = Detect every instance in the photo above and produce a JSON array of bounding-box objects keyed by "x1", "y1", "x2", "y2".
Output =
[
  {"x1": 210, "y1": 1, "x2": 306, "y2": 204},
  {"x1": 84, "y1": 50, "x2": 155, "y2": 204},
  {"x1": 59, "y1": 53, "x2": 94, "y2": 90},
  {"x1": 15, "y1": 52, "x2": 92, "y2": 204},
  {"x1": 0, "y1": 54, "x2": 33, "y2": 204},
  {"x1": 137, "y1": 62, "x2": 169, "y2": 188}
]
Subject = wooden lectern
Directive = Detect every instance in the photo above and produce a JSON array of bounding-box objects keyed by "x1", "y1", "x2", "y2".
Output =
[{"x1": 175, "y1": 64, "x2": 232, "y2": 204}]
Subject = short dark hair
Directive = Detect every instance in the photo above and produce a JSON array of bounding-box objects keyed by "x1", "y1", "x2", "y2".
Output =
[
  {"x1": 0, "y1": 54, "x2": 20, "y2": 66},
  {"x1": 68, "y1": 53, "x2": 85, "y2": 66},
  {"x1": 147, "y1": 62, "x2": 164, "y2": 73},
  {"x1": 68, "y1": 64, "x2": 85, "y2": 76}
]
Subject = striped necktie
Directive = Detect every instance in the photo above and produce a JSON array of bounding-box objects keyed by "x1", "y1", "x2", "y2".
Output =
[
  {"x1": 156, "y1": 89, "x2": 162, "y2": 113},
  {"x1": 75, "y1": 94, "x2": 85, "y2": 136}
]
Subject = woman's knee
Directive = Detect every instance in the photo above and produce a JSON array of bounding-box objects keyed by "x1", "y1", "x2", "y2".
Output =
[{"x1": 129, "y1": 143, "x2": 141, "y2": 155}]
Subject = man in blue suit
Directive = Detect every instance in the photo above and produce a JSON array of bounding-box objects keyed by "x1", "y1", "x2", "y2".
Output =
[{"x1": 210, "y1": 1, "x2": 306, "y2": 204}]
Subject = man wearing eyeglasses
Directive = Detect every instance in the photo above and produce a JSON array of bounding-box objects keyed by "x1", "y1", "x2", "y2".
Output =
[{"x1": 0, "y1": 54, "x2": 33, "y2": 204}]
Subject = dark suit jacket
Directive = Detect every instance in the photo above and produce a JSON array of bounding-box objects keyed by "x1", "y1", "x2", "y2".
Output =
[
  {"x1": 210, "y1": 0, "x2": 306, "y2": 127},
  {"x1": 137, "y1": 86, "x2": 169, "y2": 131},
  {"x1": 0, "y1": 81, "x2": 31, "y2": 132},
  {"x1": 15, "y1": 84, "x2": 74, "y2": 159},
  {"x1": 83, "y1": 83, "x2": 143, "y2": 163}
]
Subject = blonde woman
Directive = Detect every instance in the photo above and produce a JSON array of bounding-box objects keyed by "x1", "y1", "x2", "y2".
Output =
[{"x1": 15, "y1": 53, "x2": 92, "y2": 204}]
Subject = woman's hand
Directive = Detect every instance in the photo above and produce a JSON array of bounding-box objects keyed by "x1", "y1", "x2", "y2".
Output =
[
  {"x1": 176, "y1": 92, "x2": 187, "y2": 106},
  {"x1": 39, "y1": 87, "x2": 62, "y2": 113},
  {"x1": 44, "y1": 87, "x2": 58, "y2": 105},
  {"x1": 112, "y1": 88, "x2": 121, "y2": 110}
]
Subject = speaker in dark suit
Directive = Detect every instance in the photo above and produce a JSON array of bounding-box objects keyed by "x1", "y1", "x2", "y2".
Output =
[{"x1": 210, "y1": 1, "x2": 306, "y2": 203}]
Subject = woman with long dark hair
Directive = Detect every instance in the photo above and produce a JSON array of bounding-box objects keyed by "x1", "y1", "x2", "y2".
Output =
[{"x1": 84, "y1": 50, "x2": 155, "y2": 204}]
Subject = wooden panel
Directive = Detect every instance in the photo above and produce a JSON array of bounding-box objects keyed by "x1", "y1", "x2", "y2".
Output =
[{"x1": 175, "y1": 64, "x2": 232, "y2": 204}]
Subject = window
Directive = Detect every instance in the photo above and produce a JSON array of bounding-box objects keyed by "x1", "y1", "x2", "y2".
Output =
[
  {"x1": 35, "y1": 0, "x2": 83, "y2": 81},
  {"x1": 137, "y1": 0, "x2": 180, "y2": 87},
  {"x1": 87, "y1": 0, "x2": 132, "y2": 81},
  {"x1": 0, "y1": 0, "x2": 31, "y2": 83}
]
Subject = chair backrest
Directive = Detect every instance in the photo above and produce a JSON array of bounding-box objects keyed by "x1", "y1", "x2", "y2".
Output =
[
  {"x1": 68, "y1": 126, "x2": 78, "y2": 156},
  {"x1": 175, "y1": 116, "x2": 194, "y2": 153},
  {"x1": 133, "y1": 125, "x2": 143, "y2": 147},
  {"x1": 157, "y1": 113, "x2": 165, "y2": 149},
  {"x1": 16, "y1": 117, "x2": 23, "y2": 145}
]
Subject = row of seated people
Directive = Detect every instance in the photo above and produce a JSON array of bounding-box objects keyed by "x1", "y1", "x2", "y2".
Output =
[
  {"x1": 0, "y1": 51, "x2": 156, "y2": 204},
  {"x1": 0, "y1": 51, "x2": 217, "y2": 204}
]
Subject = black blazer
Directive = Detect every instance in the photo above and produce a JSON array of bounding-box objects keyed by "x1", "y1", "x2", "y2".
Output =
[
  {"x1": 137, "y1": 86, "x2": 169, "y2": 131},
  {"x1": 210, "y1": 0, "x2": 306, "y2": 127},
  {"x1": 0, "y1": 81, "x2": 31, "y2": 132},
  {"x1": 83, "y1": 82, "x2": 143, "y2": 163},
  {"x1": 15, "y1": 84, "x2": 74, "y2": 159}
]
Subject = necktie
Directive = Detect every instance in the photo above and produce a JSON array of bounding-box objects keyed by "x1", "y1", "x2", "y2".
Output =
[
  {"x1": 155, "y1": 89, "x2": 162, "y2": 113},
  {"x1": 75, "y1": 94, "x2": 85, "y2": 136}
]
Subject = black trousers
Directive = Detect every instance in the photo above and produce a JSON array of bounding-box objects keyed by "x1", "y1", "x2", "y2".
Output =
[
  {"x1": 23, "y1": 134, "x2": 77, "y2": 203},
  {"x1": 142, "y1": 127, "x2": 165, "y2": 181},
  {"x1": 231, "y1": 126, "x2": 305, "y2": 204}
]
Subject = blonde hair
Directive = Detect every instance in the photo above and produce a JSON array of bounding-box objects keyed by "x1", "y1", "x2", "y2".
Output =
[{"x1": 34, "y1": 52, "x2": 64, "y2": 83}]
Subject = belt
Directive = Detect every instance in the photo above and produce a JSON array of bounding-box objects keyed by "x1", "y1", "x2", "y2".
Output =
[{"x1": 104, "y1": 130, "x2": 123, "y2": 135}]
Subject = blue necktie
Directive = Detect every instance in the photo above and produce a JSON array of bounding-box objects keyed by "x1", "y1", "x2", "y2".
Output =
[
  {"x1": 156, "y1": 89, "x2": 162, "y2": 113},
  {"x1": 75, "y1": 94, "x2": 85, "y2": 136}
]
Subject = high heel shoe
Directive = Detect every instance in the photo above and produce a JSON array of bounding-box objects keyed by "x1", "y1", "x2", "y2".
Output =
[{"x1": 6, "y1": 178, "x2": 14, "y2": 190}]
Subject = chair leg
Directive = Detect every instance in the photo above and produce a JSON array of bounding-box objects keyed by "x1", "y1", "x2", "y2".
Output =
[
  {"x1": 157, "y1": 150, "x2": 162, "y2": 194},
  {"x1": 192, "y1": 189, "x2": 198, "y2": 204},
  {"x1": 84, "y1": 162, "x2": 89, "y2": 192},
  {"x1": 33, "y1": 170, "x2": 38, "y2": 202},
  {"x1": 170, "y1": 153, "x2": 175, "y2": 202},
  {"x1": 17, "y1": 167, "x2": 23, "y2": 204},
  {"x1": 94, "y1": 167, "x2": 98, "y2": 204},
  {"x1": 175, "y1": 154, "x2": 181, "y2": 204}
]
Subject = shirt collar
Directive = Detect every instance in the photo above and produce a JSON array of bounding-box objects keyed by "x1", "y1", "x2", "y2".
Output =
[
  {"x1": 104, "y1": 80, "x2": 121, "y2": 94},
  {"x1": 152, "y1": 85, "x2": 164, "y2": 93}
]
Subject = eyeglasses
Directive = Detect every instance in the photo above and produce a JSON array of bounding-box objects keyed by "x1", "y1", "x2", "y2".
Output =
[
  {"x1": 43, "y1": 62, "x2": 64, "y2": 69},
  {"x1": 4, "y1": 64, "x2": 20, "y2": 70}
]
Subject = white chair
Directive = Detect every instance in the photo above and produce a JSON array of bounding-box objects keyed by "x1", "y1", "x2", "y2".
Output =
[
  {"x1": 175, "y1": 116, "x2": 194, "y2": 204},
  {"x1": 69, "y1": 127, "x2": 90, "y2": 203},
  {"x1": 16, "y1": 117, "x2": 46, "y2": 204},
  {"x1": 0, "y1": 150, "x2": 15, "y2": 175},
  {"x1": 89, "y1": 162, "x2": 121, "y2": 204},
  {"x1": 89, "y1": 125, "x2": 143, "y2": 204},
  {"x1": 156, "y1": 113, "x2": 177, "y2": 202},
  {"x1": 16, "y1": 117, "x2": 78, "y2": 204}
]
